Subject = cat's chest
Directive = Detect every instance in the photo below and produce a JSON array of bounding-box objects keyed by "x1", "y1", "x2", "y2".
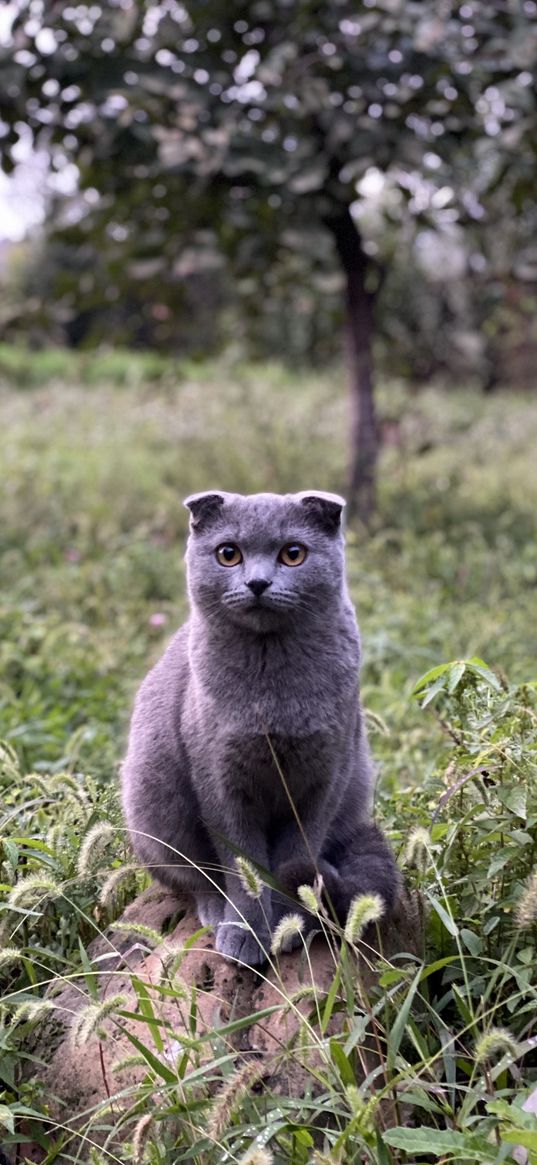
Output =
[
  {"x1": 187, "y1": 727, "x2": 339, "y2": 811},
  {"x1": 187, "y1": 628, "x2": 358, "y2": 736}
]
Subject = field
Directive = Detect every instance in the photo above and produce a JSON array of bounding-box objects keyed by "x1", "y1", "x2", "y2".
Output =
[{"x1": 1, "y1": 349, "x2": 536, "y2": 1163}]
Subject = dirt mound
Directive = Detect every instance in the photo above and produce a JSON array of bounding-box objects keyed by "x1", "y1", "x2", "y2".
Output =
[{"x1": 24, "y1": 886, "x2": 422, "y2": 1157}]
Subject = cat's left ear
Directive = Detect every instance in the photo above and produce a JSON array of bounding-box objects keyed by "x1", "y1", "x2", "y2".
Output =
[
  {"x1": 297, "y1": 490, "x2": 346, "y2": 534},
  {"x1": 184, "y1": 491, "x2": 226, "y2": 531}
]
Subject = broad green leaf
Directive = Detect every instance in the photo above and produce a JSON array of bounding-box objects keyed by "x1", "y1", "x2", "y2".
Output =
[
  {"x1": 378, "y1": 966, "x2": 413, "y2": 987},
  {"x1": 425, "y1": 892, "x2": 459, "y2": 936},
  {"x1": 488, "y1": 1099, "x2": 537, "y2": 1126},
  {"x1": 460, "y1": 929, "x2": 482, "y2": 956},
  {"x1": 452, "y1": 982, "x2": 473, "y2": 1026},
  {"x1": 387, "y1": 966, "x2": 422, "y2": 1074},
  {"x1": 132, "y1": 974, "x2": 164, "y2": 1052},
  {"x1": 467, "y1": 659, "x2": 502, "y2": 691},
  {"x1": 502, "y1": 1130, "x2": 537, "y2": 1150},
  {"x1": 121, "y1": 1027, "x2": 178, "y2": 1084},
  {"x1": 487, "y1": 851, "x2": 512, "y2": 877},
  {"x1": 2, "y1": 840, "x2": 19, "y2": 867},
  {"x1": 498, "y1": 785, "x2": 527, "y2": 820},
  {"x1": 289, "y1": 1126, "x2": 314, "y2": 1148},
  {"x1": 406, "y1": 1017, "x2": 432, "y2": 1064},
  {"x1": 0, "y1": 1106, "x2": 14, "y2": 1134},
  {"x1": 421, "y1": 675, "x2": 450, "y2": 708},
  {"x1": 375, "y1": 1128, "x2": 393, "y2": 1164},
  {"x1": 196, "y1": 1004, "x2": 283, "y2": 1043},
  {"x1": 9, "y1": 838, "x2": 54, "y2": 854},
  {"x1": 329, "y1": 1038, "x2": 356, "y2": 1088},
  {"x1": 448, "y1": 661, "x2": 466, "y2": 692},
  {"x1": 418, "y1": 955, "x2": 461, "y2": 981},
  {"x1": 412, "y1": 663, "x2": 452, "y2": 695},
  {"x1": 383, "y1": 1126, "x2": 494, "y2": 1159}
]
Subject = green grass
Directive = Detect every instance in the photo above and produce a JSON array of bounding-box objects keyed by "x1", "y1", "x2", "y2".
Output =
[{"x1": 0, "y1": 349, "x2": 536, "y2": 1163}]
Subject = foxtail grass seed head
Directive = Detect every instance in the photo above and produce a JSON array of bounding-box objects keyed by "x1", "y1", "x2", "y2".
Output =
[
  {"x1": 147, "y1": 943, "x2": 188, "y2": 990},
  {"x1": 98, "y1": 864, "x2": 136, "y2": 909},
  {"x1": 132, "y1": 1114, "x2": 154, "y2": 1164},
  {"x1": 46, "y1": 822, "x2": 66, "y2": 853},
  {"x1": 345, "y1": 1084, "x2": 361, "y2": 1110},
  {"x1": 8, "y1": 873, "x2": 61, "y2": 910},
  {"x1": 405, "y1": 826, "x2": 431, "y2": 875},
  {"x1": 0, "y1": 741, "x2": 20, "y2": 780},
  {"x1": 13, "y1": 999, "x2": 54, "y2": 1024},
  {"x1": 155, "y1": 945, "x2": 188, "y2": 992},
  {"x1": 77, "y1": 822, "x2": 115, "y2": 877},
  {"x1": 111, "y1": 1053, "x2": 147, "y2": 1075},
  {"x1": 236, "y1": 855, "x2": 263, "y2": 899},
  {"x1": 297, "y1": 883, "x2": 320, "y2": 913},
  {"x1": 289, "y1": 984, "x2": 319, "y2": 1004},
  {"x1": 113, "y1": 920, "x2": 163, "y2": 947},
  {"x1": 270, "y1": 912, "x2": 305, "y2": 955},
  {"x1": 344, "y1": 893, "x2": 384, "y2": 944},
  {"x1": 52, "y1": 773, "x2": 86, "y2": 801},
  {"x1": 208, "y1": 1060, "x2": 265, "y2": 1143},
  {"x1": 70, "y1": 994, "x2": 128, "y2": 1047},
  {"x1": 90, "y1": 1149, "x2": 108, "y2": 1165},
  {"x1": 25, "y1": 773, "x2": 50, "y2": 796},
  {"x1": 345, "y1": 1084, "x2": 379, "y2": 1133},
  {"x1": 0, "y1": 946, "x2": 21, "y2": 969},
  {"x1": 515, "y1": 868, "x2": 537, "y2": 929},
  {"x1": 475, "y1": 1027, "x2": 520, "y2": 1065},
  {"x1": 240, "y1": 1149, "x2": 274, "y2": 1165},
  {"x1": 297, "y1": 1020, "x2": 312, "y2": 1059}
]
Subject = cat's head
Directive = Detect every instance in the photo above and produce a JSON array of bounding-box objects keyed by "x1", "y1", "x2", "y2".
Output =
[{"x1": 184, "y1": 490, "x2": 347, "y2": 632}]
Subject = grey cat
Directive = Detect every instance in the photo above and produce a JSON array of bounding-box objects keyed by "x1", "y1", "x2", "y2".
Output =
[{"x1": 122, "y1": 490, "x2": 399, "y2": 966}]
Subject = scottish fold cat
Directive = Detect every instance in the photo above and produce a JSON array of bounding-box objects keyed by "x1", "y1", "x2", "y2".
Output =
[{"x1": 122, "y1": 490, "x2": 399, "y2": 966}]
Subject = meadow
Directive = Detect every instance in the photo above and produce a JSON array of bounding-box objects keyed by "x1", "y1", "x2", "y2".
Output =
[{"x1": 0, "y1": 348, "x2": 536, "y2": 1163}]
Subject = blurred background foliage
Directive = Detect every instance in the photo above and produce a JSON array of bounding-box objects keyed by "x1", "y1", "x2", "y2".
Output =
[{"x1": 0, "y1": 0, "x2": 535, "y2": 382}]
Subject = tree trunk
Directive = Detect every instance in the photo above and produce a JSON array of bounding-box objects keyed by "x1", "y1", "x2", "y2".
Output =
[{"x1": 328, "y1": 208, "x2": 379, "y2": 523}]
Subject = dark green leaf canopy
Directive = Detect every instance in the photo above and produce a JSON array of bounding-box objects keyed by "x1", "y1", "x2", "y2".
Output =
[{"x1": 1, "y1": 1, "x2": 535, "y2": 252}]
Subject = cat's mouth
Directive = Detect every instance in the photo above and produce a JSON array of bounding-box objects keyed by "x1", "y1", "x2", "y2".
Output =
[
  {"x1": 226, "y1": 593, "x2": 292, "y2": 611},
  {"x1": 223, "y1": 592, "x2": 293, "y2": 628}
]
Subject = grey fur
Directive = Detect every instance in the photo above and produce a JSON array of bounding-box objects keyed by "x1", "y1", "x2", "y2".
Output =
[{"x1": 122, "y1": 490, "x2": 399, "y2": 966}]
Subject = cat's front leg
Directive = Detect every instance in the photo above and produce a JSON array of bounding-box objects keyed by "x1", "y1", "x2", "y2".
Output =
[
  {"x1": 207, "y1": 814, "x2": 273, "y2": 966},
  {"x1": 269, "y1": 806, "x2": 330, "y2": 950},
  {"x1": 270, "y1": 800, "x2": 328, "y2": 890}
]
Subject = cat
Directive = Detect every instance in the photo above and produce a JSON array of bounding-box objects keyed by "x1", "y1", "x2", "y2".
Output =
[{"x1": 121, "y1": 489, "x2": 399, "y2": 966}]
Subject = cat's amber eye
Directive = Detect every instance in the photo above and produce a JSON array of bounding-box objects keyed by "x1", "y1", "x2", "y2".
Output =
[
  {"x1": 279, "y1": 543, "x2": 307, "y2": 567},
  {"x1": 216, "y1": 543, "x2": 243, "y2": 567}
]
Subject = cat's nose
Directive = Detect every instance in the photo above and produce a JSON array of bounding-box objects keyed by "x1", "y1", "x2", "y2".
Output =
[{"x1": 246, "y1": 578, "x2": 271, "y2": 597}]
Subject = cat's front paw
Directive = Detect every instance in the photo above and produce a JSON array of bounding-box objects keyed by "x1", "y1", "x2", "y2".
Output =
[
  {"x1": 215, "y1": 921, "x2": 270, "y2": 967},
  {"x1": 195, "y1": 891, "x2": 225, "y2": 929}
]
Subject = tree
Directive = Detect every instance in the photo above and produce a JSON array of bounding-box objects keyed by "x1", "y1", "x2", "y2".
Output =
[{"x1": 1, "y1": 1, "x2": 535, "y2": 517}]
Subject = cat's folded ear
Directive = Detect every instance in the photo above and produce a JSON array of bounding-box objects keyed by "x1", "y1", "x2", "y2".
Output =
[
  {"x1": 297, "y1": 490, "x2": 346, "y2": 534},
  {"x1": 184, "y1": 491, "x2": 226, "y2": 531}
]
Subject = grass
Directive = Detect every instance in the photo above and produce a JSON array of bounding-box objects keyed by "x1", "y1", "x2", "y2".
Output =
[{"x1": 0, "y1": 347, "x2": 536, "y2": 1163}]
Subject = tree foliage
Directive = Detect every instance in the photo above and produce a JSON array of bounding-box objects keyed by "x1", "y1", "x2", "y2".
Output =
[{"x1": 0, "y1": 0, "x2": 536, "y2": 512}]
